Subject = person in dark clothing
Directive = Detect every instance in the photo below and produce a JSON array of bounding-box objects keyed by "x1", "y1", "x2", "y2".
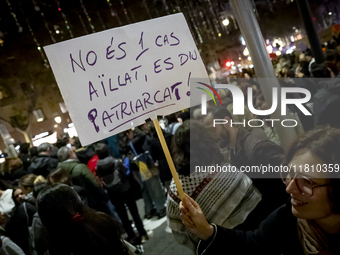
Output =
[
  {"x1": 47, "y1": 167, "x2": 121, "y2": 223},
  {"x1": 180, "y1": 126, "x2": 340, "y2": 255},
  {"x1": 164, "y1": 113, "x2": 182, "y2": 135},
  {"x1": 6, "y1": 158, "x2": 27, "y2": 184},
  {"x1": 297, "y1": 60, "x2": 310, "y2": 77},
  {"x1": 19, "y1": 143, "x2": 31, "y2": 172},
  {"x1": 178, "y1": 111, "x2": 190, "y2": 123},
  {"x1": 12, "y1": 188, "x2": 25, "y2": 206},
  {"x1": 28, "y1": 143, "x2": 58, "y2": 177},
  {"x1": 203, "y1": 107, "x2": 288, "y2": 230},
  {"x1": 75, "y1": 145, "x2": 96, "y2": 165},
  {"x1": 311, "y1": 64, "x2": 331, "y2": 78},
  {"x1": 5, "y1": 194, "x2": 36, "y2": 255},
  {"x1": 147, "y1": 127, "x2": 173, "y2": 193},
  {"x1": 304, "y1": 49, "x2": 317, "y2": 75},
  {"x1": 48, "y1": 167, "x2": 92, "y2": 206},
  {"x1": 37, "y1": 184, "x2": 130, "y2": 255},
  {"x1": 95, "y1": 143, "x2": 150, "y2": 245},
  {"x1": 30, "y1": 182, "x2": 50, "y2": 255},
  {"x1": 29, "y1": 147, "x2": 38, "y2": 163},
  {"x1": 5, "y1": 174, "x2": 46, "y2": 254}
]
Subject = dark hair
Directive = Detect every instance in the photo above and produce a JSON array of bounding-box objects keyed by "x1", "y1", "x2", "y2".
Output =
[
  {"x1": 12, "y1": 188, "x2": 22, "y2": 207},
  {"x1": 178, "y1": 111, "x2": 190, "y2": 122},
  {"x1": 56, "y1": 137, "x2": 70, "y2": 149},
  {"x1": 323, "y1": 61, "x2": 339, "y2": 76},
  {"x1": 325, "y1": 49, "x2": 337, "y2": 62},
  {"x1": 304, "y1": 49, "x2": 313, "y2": 58},
  {"x1": 311, "y1": 64, "x2": 331, "y2": 78},
  {"x1": 48, "y1": 168, "x2": 72, "y2": 186},
  {"x1": 171, "y1": 121, "x2": 224, "y2": 176},
  {"x1": 299, "y1": 61, "x2": 310, "y2": 76},
  {"x1": 94, "y1": 143, "x2": 110, "y2": 160},
  {"x1": 29, "y1": 147, "x2": 38, "y2": 158},
  {"x1": 287, "y1": 69, "x2": 296, "y2": 78},
  {"x1": 72, "y1": 137, "x2": 82, "y2": 149},
  {"x1": 19, "y1": 143, "x2": 30, "y2": 154},
  {"x1": 37, "y1": 184, "x2": 127, "y2": 255},
  {"x1": 283, "y1": 126, "x2": 340, "y2": 214},
  {"x1": 165, "y1": 113, "x2": 178, "y2": 126}
]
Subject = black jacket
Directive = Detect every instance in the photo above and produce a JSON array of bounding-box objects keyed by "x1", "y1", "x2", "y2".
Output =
[
  {"x1": 20, "y1": 154, "x2": 31, "y2": 172},
  {"x1": 96, "y1": 156, "x2": 130, "y2": 195},
  {"x1": 5, "y1": 192, "x2": 36, "y2": 255},
  {"x1": 149, "y1": 132, "x2": 173, "y2": 183},
  {"x1": 27, "y1": 155, "x2": 58, "y2": 177},
  {"x1": 198, "y1": 201, "x2": 303, "y2": 255},
  {"x1": 4, "y1": 166, "x2": 27, "y2": 185}
]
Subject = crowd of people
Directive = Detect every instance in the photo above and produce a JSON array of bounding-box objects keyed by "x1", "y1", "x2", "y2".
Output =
[
  {"x1": 0, "y1": 112, "x2": 192, "y2": 254},
  {"x1": 0, "y1": 43, "x2": 340, "y2": 254}
]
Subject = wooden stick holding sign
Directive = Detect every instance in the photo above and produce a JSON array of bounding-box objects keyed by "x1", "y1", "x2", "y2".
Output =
[{"x1": 150, "y1": 118, "x2": 185, "y2": 201}]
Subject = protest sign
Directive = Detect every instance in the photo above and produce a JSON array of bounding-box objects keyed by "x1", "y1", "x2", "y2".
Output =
[{"x1": 44, "y1": 13, "x2": 208, "y2": 146}]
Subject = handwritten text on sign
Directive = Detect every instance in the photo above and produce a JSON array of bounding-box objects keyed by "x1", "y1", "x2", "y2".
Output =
[{"x1": 44, "y1": 13, "x2": 208, "y2": 145}]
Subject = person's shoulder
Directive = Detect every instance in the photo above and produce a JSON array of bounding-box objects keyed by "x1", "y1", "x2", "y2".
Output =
[
  {"x1": 58, "y1": 160, "x2": 75, "y2": 168},
  {"x1": 97, "y1": 156, "x2": 115, "y2": 165},
  {"x1": 271, "y1": 201, "x2": 291, "y2": 216},
  {"x1": 25, "y1": 200, "x2": 37, "y2": 213},
  {"x1": 29, "y1": 156, "x2": 45, "y2": 164},
  {"x1": 96, "y1": 157, "x2": 115, "y2": 172}
]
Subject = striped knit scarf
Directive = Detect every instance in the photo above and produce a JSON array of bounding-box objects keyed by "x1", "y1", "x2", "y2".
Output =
[{"x1": 166, "y1": 164, "x2": 261, "y2": 252}]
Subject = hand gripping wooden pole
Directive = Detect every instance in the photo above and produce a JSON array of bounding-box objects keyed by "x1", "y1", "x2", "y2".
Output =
[{"x1": 152, "y1": 118, "x2": 185, "y2": 201}]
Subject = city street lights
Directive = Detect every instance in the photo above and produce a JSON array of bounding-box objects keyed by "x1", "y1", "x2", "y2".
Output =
[
  {"x1": 222, "y1": 18, "x2": 229, "y2": 26},
  {"x1": 54, "y1": 116, "x2": 62, "y2": 124}
]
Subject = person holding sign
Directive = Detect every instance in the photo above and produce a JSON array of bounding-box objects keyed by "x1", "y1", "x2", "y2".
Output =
[
  {"x1": 203, "y1": 106, "x2": 288, "y2": 230},
  {"x1": 167, "y1": 121, "x2": 261, "y2": 252},
  {"x1": 179, "y1": 126, "x2": 340, "y2": 255}
]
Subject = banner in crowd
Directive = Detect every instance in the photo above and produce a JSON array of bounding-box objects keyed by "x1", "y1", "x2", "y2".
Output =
[{"x1": 44, "y1": 13, "x2": 208, "y2": 145}]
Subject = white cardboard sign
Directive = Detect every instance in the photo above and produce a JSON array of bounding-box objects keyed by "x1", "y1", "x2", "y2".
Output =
[{"x1": 44, "y1": 13, "x2": 208, "y2": 146}]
